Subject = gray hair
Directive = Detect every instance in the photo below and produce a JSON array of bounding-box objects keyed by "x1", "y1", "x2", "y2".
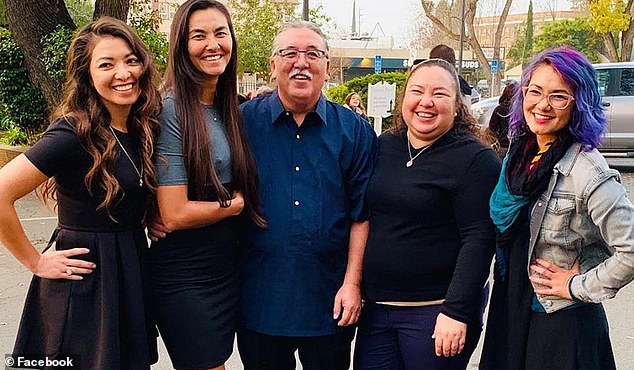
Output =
[{"x1": 271, "y1": 20, "x2": 329, "y2": 56}]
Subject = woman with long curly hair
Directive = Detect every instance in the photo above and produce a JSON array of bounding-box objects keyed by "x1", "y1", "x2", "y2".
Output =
[
  {"x1": 145, "y1": 0, "x2": 265, "y2": 369},
  {"x1": 0, "y1": 17, "x2": 161, "y2": 369}
]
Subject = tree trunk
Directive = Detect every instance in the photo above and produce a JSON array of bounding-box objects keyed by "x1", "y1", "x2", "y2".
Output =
[
  {"x1": 491, "y1": 0, "x2": 513, "y2": 96},
  {"x1": 621, "y1": 0, "x2": 634, "y2": 61},
  {"x1": 4, "y1": 0, "x2": 75, "y2": 107},
  {"x1": 602, "y1": 33, "x2": 619, "y2": 62},
  {"x1": 94, "y1": 0, "x2": 130, "y2": 22}
]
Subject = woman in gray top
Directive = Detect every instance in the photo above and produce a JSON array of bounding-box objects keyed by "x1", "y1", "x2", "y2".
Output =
[{"x1": 146, "y1": 1, "x2": 265, "y2": 369}]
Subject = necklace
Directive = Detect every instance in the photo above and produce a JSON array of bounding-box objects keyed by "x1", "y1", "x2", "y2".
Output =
[
  {"x1": 109, "y1": 126, "x2": 143, "y2": 186},
  {"x1": 406, "y1": 133, "x2": 430, "y2": 167}
]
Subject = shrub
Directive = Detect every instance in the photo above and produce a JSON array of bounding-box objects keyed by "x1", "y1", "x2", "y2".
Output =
[
  {"x1": 4, "y1": 124, "x2": 27, "y2": 145},
  {"x1": 42, "y1": 25, "x2": 75, "y2": 86},
  {"x1": 0, "y1": 27, "x2": 48, "y2": 140},
  {"x1": 326, "y1": 72, "x2": 407, "y2": 130},
  {"x1": 324, "y1": 84, "x2": 349, "y2": 104},
  {"x1": 129, "y1": 0, "x2": 169, "y2": 75}
]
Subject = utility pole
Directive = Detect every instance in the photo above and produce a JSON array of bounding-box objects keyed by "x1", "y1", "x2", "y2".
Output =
[
  {"x1": 458, "y1": 0, "x2": 466, "y2": 75},
  {"x1": 303, "y1": 0, "x2": 309, "y2": 21}
]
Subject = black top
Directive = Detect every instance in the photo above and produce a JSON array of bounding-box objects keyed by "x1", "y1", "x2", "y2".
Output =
[
  {"x1": 363, "y1": 128, "x2": 501, "y2": 324},
  {"x1": 488, "y1": 104, "x2": 511, "y2": 149},
  {"x1": 25, "y1": 118, "x2": 147, "y2": 229}
]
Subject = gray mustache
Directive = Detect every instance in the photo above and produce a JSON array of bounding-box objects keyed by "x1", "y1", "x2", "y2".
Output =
[{"x1": 289, "y1": 69, "x2": 312, "y2": 79}]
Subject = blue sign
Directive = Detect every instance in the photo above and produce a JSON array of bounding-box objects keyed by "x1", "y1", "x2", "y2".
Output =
[
  {"x1": 374, "y1": 55, "x2": 382, "y2": 74},
  {"x1": 490, "y1": 59, "x2": 499, "y2": 74}
]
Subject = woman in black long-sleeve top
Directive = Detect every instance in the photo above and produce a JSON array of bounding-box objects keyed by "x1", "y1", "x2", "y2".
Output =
[{"x1": 354, "y1": 59, "x2": 501, "y2": 370}]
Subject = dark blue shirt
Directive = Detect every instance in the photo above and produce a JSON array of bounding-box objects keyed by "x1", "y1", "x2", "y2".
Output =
[{"x1": 240, "y1": 90, "x2": 378, "y2": 336}]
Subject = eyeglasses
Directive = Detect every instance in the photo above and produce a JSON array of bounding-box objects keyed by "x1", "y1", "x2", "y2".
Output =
[
  {"x1": 275, "y1": 48, "x2": 328, "y2": 62},
  {"x1": 522, "y1": 86, "x2": 575, "y2": 110}
]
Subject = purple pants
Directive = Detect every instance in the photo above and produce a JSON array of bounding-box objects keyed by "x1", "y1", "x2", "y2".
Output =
[{"x1": 353, "y1": 303, "x2": 482, "y2": 370}]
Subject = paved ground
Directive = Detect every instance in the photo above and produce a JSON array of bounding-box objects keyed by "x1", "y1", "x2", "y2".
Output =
[{"x1": 1, "y1": 159, "x2": 633, "y2": 369}]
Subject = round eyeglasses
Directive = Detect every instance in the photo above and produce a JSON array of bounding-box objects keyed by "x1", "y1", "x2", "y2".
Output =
[{"x1": 522, "y1": 86, "x2": 575, "y2": 110}]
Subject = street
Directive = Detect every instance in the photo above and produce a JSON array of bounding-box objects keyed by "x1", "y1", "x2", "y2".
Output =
[{"x1": 1, "y1": 160, "x2": 633, "y2": 369}]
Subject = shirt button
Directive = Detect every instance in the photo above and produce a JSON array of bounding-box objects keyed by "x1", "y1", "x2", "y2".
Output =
[
  {"x1": 295, "y1": 166, "x2": 300, "y2": 172},
  {"x1": 537, "y1": 202, "x2": 543, "y2": 207},
  {"x1": 294, "y1": 200, "x2": 300, "y2": 206},
  {"x1": 296, "y1": 134, "x2": 300, "y2": 139},
  {"x1": 286, "y1": 112, "x2": 291, "y2": 116}
]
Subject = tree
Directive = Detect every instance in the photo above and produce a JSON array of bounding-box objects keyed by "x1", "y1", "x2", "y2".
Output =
[
  {"x1": 420, "y1": 0, "x2": 513, "y2": 96},
  {"x1": 506, "y1": 23, "x2": 527, "y2": 67},
  {"x1": 523, "y1": 1, "x2": 534, "y2": 64},
  {"x1": 410, "y1": 0, "x2": 461, "y2": 50},
  {"x1": 589, "y1": 0, "x2": 633, "y2": 61},
  {"x1": 3, "y1": 0, "x2": 131, "y2": 106},
  {"x1": 533, "y1": 18, "x2": 604, "y2": 63},
  {"x1": 230, "y1": 0, "x2": 295, "y2": 79}
]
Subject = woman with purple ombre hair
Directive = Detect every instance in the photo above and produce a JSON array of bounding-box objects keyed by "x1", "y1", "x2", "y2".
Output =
[{"x1": 479, "y1": 47, "x2": 634, "y2": 370}]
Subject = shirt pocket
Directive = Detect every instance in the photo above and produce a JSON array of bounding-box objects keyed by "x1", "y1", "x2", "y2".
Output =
[{"x1": 541, "y1": 194, "x2": 577, "y2": 249}]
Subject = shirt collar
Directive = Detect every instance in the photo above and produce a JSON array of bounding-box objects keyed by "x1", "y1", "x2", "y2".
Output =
[{"x1": 268, "y1": 88, "x2": 328, "y2": 125}]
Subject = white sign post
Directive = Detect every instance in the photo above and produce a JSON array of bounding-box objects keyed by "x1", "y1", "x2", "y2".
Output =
[{"x1": 367, "y1": 82, "x2": 396, "y2": 135}]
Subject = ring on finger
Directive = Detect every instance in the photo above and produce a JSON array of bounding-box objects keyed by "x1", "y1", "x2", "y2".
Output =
[{"x1": 65, "y1": 267, "x2": 72, "y2": 276}]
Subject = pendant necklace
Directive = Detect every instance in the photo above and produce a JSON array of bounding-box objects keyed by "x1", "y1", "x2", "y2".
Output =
[
  {"x1": 109, "y1": 126, "x2": 144, "y2": 186},
  {"x1": 406, "y1": 132, "x2": 430, "y2": 168}
]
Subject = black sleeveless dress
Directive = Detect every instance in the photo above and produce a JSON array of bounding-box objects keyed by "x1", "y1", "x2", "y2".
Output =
[{"x1": 12, "y1": 119, "x2": 157, "y2": 370}]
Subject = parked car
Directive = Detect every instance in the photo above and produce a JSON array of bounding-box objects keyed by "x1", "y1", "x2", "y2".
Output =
[
  {"x1": 594, "y1": 62, "x2": 634, "y2": 153},
  {"x1": 471, "y1": 63, "x2": 634, "y2": 153},
  {"x1": 470, "y1": 96, "x2": 499, "y2": 128}
]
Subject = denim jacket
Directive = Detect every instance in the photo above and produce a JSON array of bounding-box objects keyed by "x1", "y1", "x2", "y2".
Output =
[{"x1": 528, "y1": 143, "x2": 634, "y2": 313}]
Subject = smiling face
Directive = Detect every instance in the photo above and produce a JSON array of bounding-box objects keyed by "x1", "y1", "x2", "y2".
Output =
[
  {"x1": 523, "y1": 63, "x2": 574, "y2": 148},
  {"x1": 270, "y1": 27, "x2": 330, "y2": 113},
  {"x1": 89, "y1": 35, "x2": 143, "y2": 120},
  {"x1": 401, "y1": 65, "x2": 458, "y2": 147},
  {"x1": 187, "y1": 7, "x2": 232, "y2": 81},
  {"x1": 349, "y1": 94, "x2": 360, "y2": 107}
]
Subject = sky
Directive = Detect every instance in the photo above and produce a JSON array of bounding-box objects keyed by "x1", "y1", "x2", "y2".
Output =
[{"x1": 314, "y1": 0, "x2": 574, "y2": 47}]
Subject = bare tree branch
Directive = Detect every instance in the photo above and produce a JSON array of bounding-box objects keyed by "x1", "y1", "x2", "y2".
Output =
[{"x1": 421, "y1": 0, "x2": 462, "y2": 41}]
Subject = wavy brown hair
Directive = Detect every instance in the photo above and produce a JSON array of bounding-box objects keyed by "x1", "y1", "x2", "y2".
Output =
[
  {"x1": 163, "y1": 0, "x2": 265, "y2": 227},
  {"x1": 42, "y1": 17, "x2": 161, "y2": 219},
  {"x1": 392, "y1": 58, "x2": 482, "y2": 139}
]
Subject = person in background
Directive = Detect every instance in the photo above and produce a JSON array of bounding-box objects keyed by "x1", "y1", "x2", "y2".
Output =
[
  {"x1": 429, "y1": 44, "x2": 479, "y2": 106},
  {"x1": 147, "y1": 1, "x2": 265, "y2": 369},
  {"x1": 488, "y1": 81, "x2": 519, "y2": 158},
  {"x1": 354, "y1": 58, "x2": 500, "y2": 370},
  {"x1": 344, "y1": 91, "x2": 369, "y2": 120},
  {"x1": 0, "y1": 17, "x2": 161, "y2": 369},
  {"x1": 237, "y1": 20, "x2": 378, "y2": 370},
  {"x1": 480, "y1": 47, "x2": 634, "y2": 370}
]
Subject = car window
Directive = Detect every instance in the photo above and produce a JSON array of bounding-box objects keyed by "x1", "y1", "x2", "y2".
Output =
[
  {"x1": 619, "y1": 68, "x2": 634, "y2": 96},
  {"x1": 596, "y1": 69, "x2": 610, "y2": 97}
]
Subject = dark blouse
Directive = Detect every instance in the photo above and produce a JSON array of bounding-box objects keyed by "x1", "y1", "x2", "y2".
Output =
[{"x1": 363, "y1": 128, "x2": 500, "y2": 324}]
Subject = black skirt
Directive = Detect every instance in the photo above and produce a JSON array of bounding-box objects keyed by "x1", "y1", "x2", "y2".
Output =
[
  {"x1": 525, "y1": 303, "x2": 616, "y2": 370},
  {"x1": 13, "y1": 226, "x2": 157, "y2": 370},
  {"x1": 147, "y1": 217, "x2": 239, "y2": 369}
]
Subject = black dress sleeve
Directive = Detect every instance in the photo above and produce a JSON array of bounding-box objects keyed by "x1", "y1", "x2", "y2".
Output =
[
  {"x1": 24, "y1": 119, "x2": 82, "y2": 178},
  {"x1": 441, "y1": 148, "x2": 501, "y2": 324}
]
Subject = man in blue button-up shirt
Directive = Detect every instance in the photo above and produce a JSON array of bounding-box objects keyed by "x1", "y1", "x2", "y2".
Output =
[{"x1": 237, "y1": 21, "x2": 378, "y2": 370}]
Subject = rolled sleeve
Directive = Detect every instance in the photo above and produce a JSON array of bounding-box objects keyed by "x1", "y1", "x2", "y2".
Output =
[{"x1": 345, "y1": 119, "x2": 378, "y2": 222}]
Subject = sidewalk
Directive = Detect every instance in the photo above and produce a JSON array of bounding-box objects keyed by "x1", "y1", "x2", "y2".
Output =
[{"x1": 1, "y1": 192, "x2": 633, "y2": 369}]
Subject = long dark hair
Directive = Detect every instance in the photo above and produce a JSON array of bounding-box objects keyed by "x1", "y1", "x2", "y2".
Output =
[
  {"x1": 392, "y1": 58, "x2": 480, "y2": 137},
  {"x1": 163, "y1": 0, "x2": 265, "y2": 227},
  {"x1": 44, "y1": 17, "x2": 161, "y2": 217}
]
